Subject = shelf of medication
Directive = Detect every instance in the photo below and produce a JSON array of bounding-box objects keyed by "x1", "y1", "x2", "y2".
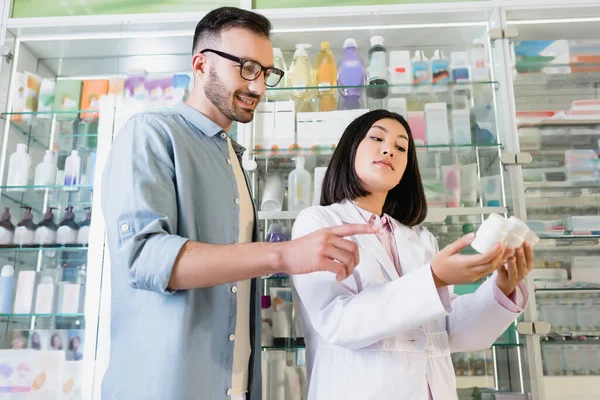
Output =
[
  {"x1": 258, "y1": 207, "x2": 507, "y2": 223},
  {"x1": 262, "y1": 342, "x2": 522, "y2": 352},
  {"x1": 265, "y1": 81, "x2": 500, "y2": 93},
  {"x1": 252, "y1": 143, "x2": 502, "y2": 160},
  {"x1": 0, "y1": 245, "x2": 89, "y2": 253},
  {"x1": 0, "y1": 313, "x2": 84, "y2": 319},
  {"x1": 0, "y1": 184, "x2": 93, "y2": 192}
]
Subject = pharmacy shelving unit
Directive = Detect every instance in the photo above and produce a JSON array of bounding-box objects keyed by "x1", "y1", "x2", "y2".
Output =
[
  {"x1": 501, "y1": 2, "x2": 600, "y2": 399},
  {"x1": 0, "y1": 0, "x2": 598, "y2": 399}
]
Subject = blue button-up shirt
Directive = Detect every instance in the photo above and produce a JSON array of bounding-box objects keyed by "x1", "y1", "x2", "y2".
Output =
[{"x1": 100, "y1": 103, "x2": 261, "y2": 400}]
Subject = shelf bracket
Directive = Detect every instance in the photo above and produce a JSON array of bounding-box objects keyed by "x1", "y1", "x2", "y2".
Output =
[
  {"x1": 488, "y1": 27, "x2": 519, "y2": 40},
  {"x1": 0, "y1": 46, "x2": 13, "y2": 64},
  {"x1": 501, "y1": 152, "x2": 533, "y2": 166},
  {"x1": 517, "y1": 321, "x2": 551, "y2": 336}
]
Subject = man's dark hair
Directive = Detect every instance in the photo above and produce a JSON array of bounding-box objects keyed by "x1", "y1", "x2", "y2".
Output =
[
  {"x1": 192, "y1": 7, "x2": 272, "y2": 53},
  {"x1": 321, "y1": 109, "x2": 428, "y2": 227}
]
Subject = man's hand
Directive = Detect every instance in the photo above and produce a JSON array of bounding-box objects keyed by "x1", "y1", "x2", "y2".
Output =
[{"x1": 279, "y1": 224, "x2": 377, "y2": 281}]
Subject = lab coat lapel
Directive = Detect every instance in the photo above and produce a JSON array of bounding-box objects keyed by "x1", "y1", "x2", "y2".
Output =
[
  {"x1": 391, "y1": 219, "x2": 427, "y2": 275},
  {"x1": 331, "y1": 200, "x2": 400, "y2": 281}
]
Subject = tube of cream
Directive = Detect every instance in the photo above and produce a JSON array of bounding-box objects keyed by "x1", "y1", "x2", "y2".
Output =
[
  {"x1": 460, "y1": 163, "x2": 478, "y2": 207},
  {"x1": 442, "y1": 164, "x2": 461, "y2": 208}
]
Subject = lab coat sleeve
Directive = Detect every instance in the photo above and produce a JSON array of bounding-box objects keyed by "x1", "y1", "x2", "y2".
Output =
[
  {"x1": 101, "y1": 114, "x2": 189, "y2": 294},
  {"x1": 437, "y1": 223, "x2": 529, "y2": 352},
  {"x1": 291, "y1": 208, "x2": 450, "y2": 350}
]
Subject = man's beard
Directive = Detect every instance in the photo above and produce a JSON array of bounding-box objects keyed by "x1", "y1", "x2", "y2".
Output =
[{"x1": 204, "y1": 68, "x2": 260, "y2": 123}]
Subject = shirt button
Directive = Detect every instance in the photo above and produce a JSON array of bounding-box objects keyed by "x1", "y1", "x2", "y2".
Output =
[
  {"x1": 220, "y1": 132, "x2": 227, "y2": 139},
  {"x1": 231, "y1": 286, "x2": 237, "y2": 294},
  {"x1": 229, "y1": 334, "x2": 235, "y2": 342},
  {"x1": 235, "y1": 198, "x2": 240, "y2": 205},
  {"x1": 226, "y1": 389, "x2": 232, "y2": 396},
  {"x1": 120, "y1": 223, "x2": 130, "y2": 233},
  {"x1": 227, "y1": 158, "x2": 232, "y2": 165}
]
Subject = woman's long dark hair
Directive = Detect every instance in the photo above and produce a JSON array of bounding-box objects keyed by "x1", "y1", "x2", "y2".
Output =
[{"x1": 320, "y1": 109, "x2": 427, "y2": 226}]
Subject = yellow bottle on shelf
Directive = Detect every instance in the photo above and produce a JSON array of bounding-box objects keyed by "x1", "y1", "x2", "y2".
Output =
[
  {"x1": 315, "y1": 42, "x2": 337, "y2": 112},
  {"x1": 287, "y1": 43, "x2": 314, "y2": 112}
]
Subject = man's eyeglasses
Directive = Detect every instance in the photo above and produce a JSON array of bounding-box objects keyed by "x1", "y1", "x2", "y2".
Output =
[{"x1": 200, "y1": 49, "x2": 285, "y2": 88}]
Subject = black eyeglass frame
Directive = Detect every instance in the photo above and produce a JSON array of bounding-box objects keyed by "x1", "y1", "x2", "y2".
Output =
[{"x1": 200, "y1": 48, "x2": 285, "y2": 87}]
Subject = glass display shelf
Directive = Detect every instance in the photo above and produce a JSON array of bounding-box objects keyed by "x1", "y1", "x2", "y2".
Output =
[
  {"x1": 262, "y1": 342, "x2": 522, "y2": 351},
  {"x1": 258, "y1": 207, "x2": 507, "y2": 222},
  {"x1": 27, "y1": 133, "x2": 99, "y2": 140},
  {"x1": 0, "y1": 184, "x2": 93, "y2": 191},
  {"x1": 0, "y1": 244, "x2": 88, "y2": 252},
  {"x1": 253, "y1": 143, "x2": 502, "y2": 159},
  {"x1": 535, "y1": 288, "x2": 600, "y2": 293},
  {"x1": 525, "y1": 182, "x2": 600, "y2": 191},
  {"x1": 1, "y1": 109, "x2": 99, "y2": 117},
  {"x1": 538, "y1": 234, "x2": 600, "y2": 240},
  {"x1": 0, "y1": 313, "x2": 84, "y2": 318},
  {"x1": 265, "y1": 81, "x2": 500, "y2": 92}
]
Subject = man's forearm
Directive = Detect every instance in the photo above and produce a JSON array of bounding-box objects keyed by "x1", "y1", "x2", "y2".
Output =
[{"x1": 167, "y1": 240, "x2": 285, "y2": 290}]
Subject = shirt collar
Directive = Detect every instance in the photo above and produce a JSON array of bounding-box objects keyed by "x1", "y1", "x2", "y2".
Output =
[
  {"x1": 173, "y1": 102, "x2": 247, "y2": 157},
  {"x1": 353, "y1": 203, "x2": 393, "y2": 233}
]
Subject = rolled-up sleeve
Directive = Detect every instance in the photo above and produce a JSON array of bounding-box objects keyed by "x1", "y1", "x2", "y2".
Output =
[{"x1": 101, "y1": 114, "x2": 189, "y2": 294}]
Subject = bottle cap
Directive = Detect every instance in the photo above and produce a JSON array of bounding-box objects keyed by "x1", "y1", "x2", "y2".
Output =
[
  {"x1": 1, "y1": 265, "x2": 14, "y2": 277},
  {"x1": 343, "y1": 38, "x2": 358, "y2": 49},
  {"x1": 370, "y1": 36, "x2": 384, "y2": 47}
]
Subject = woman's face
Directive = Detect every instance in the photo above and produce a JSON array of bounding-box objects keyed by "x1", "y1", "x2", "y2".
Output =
[{"x1": 354, "y1": 118, "x2": 410, "y2": 194}]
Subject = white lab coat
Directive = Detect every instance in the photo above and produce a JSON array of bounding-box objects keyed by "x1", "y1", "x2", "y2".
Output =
[{"x1": 291, "y1": 200, "x2": 528, "y2": 400}]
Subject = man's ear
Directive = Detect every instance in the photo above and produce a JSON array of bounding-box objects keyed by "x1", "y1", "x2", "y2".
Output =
[{"x1": 191, "y1": 52, "x2": 208, "y2": 79}]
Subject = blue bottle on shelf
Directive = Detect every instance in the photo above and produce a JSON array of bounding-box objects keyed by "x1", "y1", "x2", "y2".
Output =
[{"x1": 0, "y1": 265, "x2": 15, "y2": 314}]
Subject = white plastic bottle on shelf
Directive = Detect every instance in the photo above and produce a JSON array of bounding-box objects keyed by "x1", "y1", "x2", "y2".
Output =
[
  {"x1": 77, "y1": 208, "x2": 92, "y2": 245},
  {"x1": 63, "y1": 150, "x2": 81, "y2": 191},
  {"x1": 6, "y1": 144, "x2": 31, "y2": 192},
  {"x1": 388, "y1": 51, "x2": 413, "y2": 95},
  {"x1": 34, "y1": 150, "x2": 57, "y2": 189},
  {"x1": 0, "y1": 208, "x2": 15, "y2": 246},
  {"x1": 471, "y1": 39, "x2": 489, "y2": 81},
  {"x1": 35, "y1": 207, "x2": 59, "y2": 246},
  {"x1": 57, "y1": 206, "x2": 80, "y2": 245},
  {"x1": 268, "y1": 47, "x2": 288, "y2": 101},
  {"x1": 287, "y1": 157, "x2": 312, "y2": 212},
  {"x1": 14, "y1": 207, "x2": 36, "y2": 246}
]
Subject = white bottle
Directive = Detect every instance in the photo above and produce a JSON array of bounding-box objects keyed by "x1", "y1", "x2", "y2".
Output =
[
  {"x1": 35, "y1": 208, "x2": 59, "y2": 246},
  {"x1": 34, "y1": 150, "x2": 57, "y2": 189},
  {"x1": 424, "y1": 103, "x2": 450, "y2": 146},
  {"x1": 287, "y1": 157, "x2": 312, "y2": 212},
  {"x1": 34, "y1": 276, "x2": 55, "y2": 314},
  {"x1": 471, "y1": 39, "x2": 488, "y2": 81},
  {"x1": 7, "y1": 144, "x2": 31, "y2": 192},
  {"x1": 471, "y1": 213, "x2": 509, "y2": 254},
  {"x1": 14, "y1": 270, "x2": 36, "y2": 314},
  {"x1": 57, "y1": 206, "x2": 80, "y2": 245},
  {"x1": 63, "y1": 150, "x2": 81, "y2": 191},
  {"x1": 388, "y1": 51, "x2": 413, "y2": 95},
  {"x1": 0, "y1": 208, "x2": 15, "y2": 246},
  {"x1": 452, "y1": 109, "x2": 472, "y2": 145},
  {"x1": 14, "y1": 207, "x2": 36, "y2": 246},
  {"x1": 77, "y1": 208, "x2": 92, "y2": 245}
]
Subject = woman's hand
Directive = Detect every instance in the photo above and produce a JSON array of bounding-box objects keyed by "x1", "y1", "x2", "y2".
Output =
[
  {"x1": 495, "y1": 242, "x2": 534, "y2": 297},
  {"x1": 431, "y1": 233, "x2": 512, "y2": 288}
]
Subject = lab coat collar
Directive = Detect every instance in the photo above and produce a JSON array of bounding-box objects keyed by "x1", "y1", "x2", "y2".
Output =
[{"x1": 330, "y1": 200, "x2": 427, "y2": 279}]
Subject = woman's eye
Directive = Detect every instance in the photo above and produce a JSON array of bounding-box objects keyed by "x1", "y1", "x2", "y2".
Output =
[
  {"x1": 370, "y1": 136, "x2": 382, "y2": 142},
  {"x1": 396, "y1": 146, "x2": 406, "y2": 152}
]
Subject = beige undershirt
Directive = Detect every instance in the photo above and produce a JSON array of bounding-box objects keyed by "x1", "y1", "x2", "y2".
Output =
[{"x1": 228, "y1": 137, "x2": 254, "y2": 396}]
